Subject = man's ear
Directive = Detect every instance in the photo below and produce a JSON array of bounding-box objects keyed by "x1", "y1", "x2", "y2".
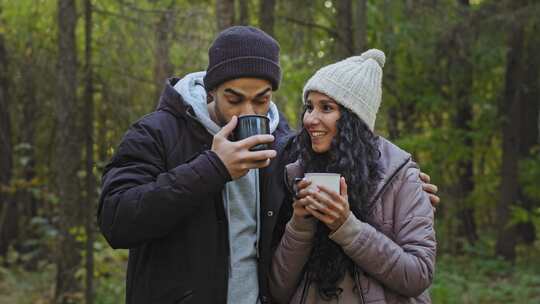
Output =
[{"x1": 207, "y1": 90, "x2": 215, "y2": 104}]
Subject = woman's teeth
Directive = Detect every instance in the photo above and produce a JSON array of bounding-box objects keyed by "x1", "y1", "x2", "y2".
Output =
[{"x1": 311, "y1": 131, "x2": 326, "y2": 137}]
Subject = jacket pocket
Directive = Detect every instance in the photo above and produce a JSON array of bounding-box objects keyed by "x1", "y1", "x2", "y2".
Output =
[
  {"x1": 362, "y1": 275, "x2": 388, "y2": 303},
  {"x1": 148, "y1": 251, "x2": 193, "y2": 302},
  {"x1": 174, "y1": 290, "x2": 194, "y2": 304},
  {"x1": 150, "y1": 280, "x2": 193, "y2": 303}
]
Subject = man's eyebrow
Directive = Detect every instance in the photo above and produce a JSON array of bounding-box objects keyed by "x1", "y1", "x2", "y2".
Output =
[
  {"x1": 224, "y1": 88, "x2": 244, "y2": 98},
  {"x1": 255, "y1": 87, "x2": 272, "y2": 97}
]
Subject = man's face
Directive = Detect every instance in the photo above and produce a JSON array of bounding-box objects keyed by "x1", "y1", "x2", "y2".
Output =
[{"x1": 209, "y1": 78, "x2": 273, "y2": 126}]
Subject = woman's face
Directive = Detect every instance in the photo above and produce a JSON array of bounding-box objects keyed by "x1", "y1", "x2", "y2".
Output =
[{"x1": 303, "y1": 91, "x2": 341, "y2": 153}]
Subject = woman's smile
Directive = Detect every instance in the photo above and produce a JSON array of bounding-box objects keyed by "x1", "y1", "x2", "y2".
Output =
[{"x1": 303, "y1": 91, "x2": 341, "y2": 153}]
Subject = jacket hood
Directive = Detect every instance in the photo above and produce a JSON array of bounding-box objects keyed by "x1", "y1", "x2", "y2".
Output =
[
  {"x1": 284, "y1": 136, "x2": 412, "y2": 203},
  {"x1": 155, "y1": 77, "x2": 192, "y2": 118},
  {"x1": 371, "y1": 137, "x2": 412, "y2": 202},
  {"x1": 160, "y1": 72, "x2": 281, "y2": 136},
  {"x1": 173, "y1": 71, "x2": 220, "y2": 135}
]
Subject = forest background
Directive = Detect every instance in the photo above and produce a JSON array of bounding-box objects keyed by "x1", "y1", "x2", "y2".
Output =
[{"x1": 0, "y1": 0, "x2": 540, "y2": 303}]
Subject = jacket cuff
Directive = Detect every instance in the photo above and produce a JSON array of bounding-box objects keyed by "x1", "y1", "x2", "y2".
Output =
[
  {"x1": 289, "y1": 215, "x2": 317, "y2": 232},
  {"x1": 286, "y1": 216, "x2": 317, "y2": 241},
  {"x1": 329, "y1": 213, "x2": 363, "y2": 246},
  {"x1": 204, "y1": 150, "x2": 232, "y2": 182},
  {"x1": 168, "y1": 151, "x2": 231, "y2": 195}
]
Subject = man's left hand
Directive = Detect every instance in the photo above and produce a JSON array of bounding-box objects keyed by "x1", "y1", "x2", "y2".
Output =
[{"x1": 419, "y1": 172, "x2": 440, "y2": 209}]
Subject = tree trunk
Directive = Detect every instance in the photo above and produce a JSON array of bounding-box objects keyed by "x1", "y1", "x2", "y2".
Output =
[
  {"x1": 97, "y1": 81, "x2": 110, "y2": 166},
  {"x1": 353, "y1": 0, "x2": 367, "y2": 52},
  {"x1": 238, "y1": 0, "x2": 249, "y2": 25},
  {"x1": 516, "y1": 17, "x2": 540, "y2": 244},
  {"x1": 55, "y1": 0, "x2": 82, "y2": 302},
  {"x1": 20, "y1": 41, "x2": 37, "y2": 219},
  {"x1": 454, "y1": 103, "x2": 478, "y2": 245},
  {"x1": 84, "y1": 0, "x2": 95, "y2": 303},
  {"x1": 452, "y1": 0, "x2": 478, "y2": 246},
  {"x1": 335, "y1": 0, "x2": 354, "y2": 58},
  {"x1": 496, "y1": 18, "x2": 525, "y2": 261},
  {"x1": 0, "y1": 15, "x2": 15, "y2": 261},
  {"x1": 154, "y1": 4, "x2": 175, "y2": 100},
  {"x1": 386, "y1": 107, "x2": 400, "y2": 140},
  {"x1": 382, "y1": 0, "x2": 399, "y2": 140},
  {"x1": 0, "y1": 5, "x2": 10, "y2": 201},
  {"x1": 259, "y1": 0, "x2": 276, "y2": 37},
  {"x1": 10, "y1": 40, "x2": 39, "y2": 270},
  {"x1": 216, "y1": 0, "x2": 235, "y2": 31}
]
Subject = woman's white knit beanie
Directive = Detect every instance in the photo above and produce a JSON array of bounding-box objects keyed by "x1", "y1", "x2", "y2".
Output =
[{"x1": 302, "y1": 49, "x2": 385, "y2": 131}]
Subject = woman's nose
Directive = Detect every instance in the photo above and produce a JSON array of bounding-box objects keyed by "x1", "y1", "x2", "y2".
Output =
[{"x1": 304, "y1": 111, "x2": 321, "y2": 126}]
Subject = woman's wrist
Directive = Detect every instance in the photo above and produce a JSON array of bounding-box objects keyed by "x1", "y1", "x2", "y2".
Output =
[{"x1": 290, "y1": 214, "x2": 317, "y2": 232}]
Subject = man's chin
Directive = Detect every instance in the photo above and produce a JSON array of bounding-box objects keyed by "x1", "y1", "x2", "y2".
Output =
[
  {"x1": 214, "y1": 112, "x2": 229, "y2": 127},
  {"x1": 218, "y1": 117, "x2": 229, "y2": 127}
]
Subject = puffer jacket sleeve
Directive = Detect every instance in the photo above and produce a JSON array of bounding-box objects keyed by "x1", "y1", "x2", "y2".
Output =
[
  {"x1": 329, "y1": 162, "x2": 436, "y2": 297},
  {"x1": 98, "y1": 116, "x2": 231, "y2": 249},
  {"x1": 269, "y1": 214, "x2": 317, "y2": 304}
]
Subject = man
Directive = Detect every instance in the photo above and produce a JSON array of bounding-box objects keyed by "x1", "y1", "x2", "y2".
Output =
[
  {"x1": 98, "y1": 26, "x2": 439, "y2": 304},
  {"x1": 98, "y1": 26, "x2": 291, "y2": 304}
]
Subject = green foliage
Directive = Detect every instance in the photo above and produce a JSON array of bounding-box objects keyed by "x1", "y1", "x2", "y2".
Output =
[
  {"x1": 1, "y1": 0, "x2": 540, "y2": 302},
  {"x1": 3, "y1": 248, "x2": 540, "y2": 304},
  {"x1": 0, "y1": 265, "x2": 54, "y2": 304},
  {"x1": 432, "y1": 254, "x2": 540, "y2": 304},
  {"x1": 520, "y1": 150, "x2": 540, "y2": 201},
  {"x1": 90, "y1": 237, "x2": 128, "y2": 304},
  {"x1": 0, "y1": 237, "x2": 128, "y2": 304}
]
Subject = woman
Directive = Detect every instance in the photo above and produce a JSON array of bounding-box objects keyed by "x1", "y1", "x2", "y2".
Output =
[{"x1": 269, "y1": 49, "x2": 436, "y2": 303}]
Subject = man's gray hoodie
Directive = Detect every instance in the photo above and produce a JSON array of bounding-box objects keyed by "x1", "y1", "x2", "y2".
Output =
[{"x1": 174, "y1": 71, "x2": 280, "y2": 304}]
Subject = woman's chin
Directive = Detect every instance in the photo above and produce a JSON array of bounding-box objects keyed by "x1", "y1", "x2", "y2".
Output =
[{"x1": 311, "y1": 144, "x2": 330, "y2": 154}]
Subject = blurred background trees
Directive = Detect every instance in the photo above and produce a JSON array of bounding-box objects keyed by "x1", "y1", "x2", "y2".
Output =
[{"x1": 0, "y1": 0, "x2": 539, "y2": 303}]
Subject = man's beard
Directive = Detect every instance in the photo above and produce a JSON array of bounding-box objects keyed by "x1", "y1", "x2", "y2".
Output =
[{"x1": 213, "y1": 99, "x2": 228, "y2": 127}]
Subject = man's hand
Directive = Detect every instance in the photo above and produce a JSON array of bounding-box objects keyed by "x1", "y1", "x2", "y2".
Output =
[
  {"x1": 419, "y1": 172, "x2": 440, "y2": 209},
  {"x1": 212, "y1": 116, "x2": 276, "y2": 180}
]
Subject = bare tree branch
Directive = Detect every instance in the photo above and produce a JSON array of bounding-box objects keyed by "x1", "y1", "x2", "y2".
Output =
[
  {"x1": 277, "y1": 15, "x2": 338, "y2": 37},
  {"x1": 93, "y1": 7, "x2": 154, "y2": 27}
]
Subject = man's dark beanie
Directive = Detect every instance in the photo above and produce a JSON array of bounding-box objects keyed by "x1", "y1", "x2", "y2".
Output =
[{"x1": 203, "y1": 26, "x2": 281, "y2": 92}]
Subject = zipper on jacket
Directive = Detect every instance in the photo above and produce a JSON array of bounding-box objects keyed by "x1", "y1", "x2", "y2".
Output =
[{"x1": 371, "y1": 157, "x2": 411, "y2": 204}]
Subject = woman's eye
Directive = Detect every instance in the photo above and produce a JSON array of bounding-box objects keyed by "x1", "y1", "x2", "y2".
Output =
[
  {"x1": 323, "y1": 105, "x2": 333, "y2": 112},
  {"x1": 305, "y1": 105, "x2": 314, "y2": 112}
]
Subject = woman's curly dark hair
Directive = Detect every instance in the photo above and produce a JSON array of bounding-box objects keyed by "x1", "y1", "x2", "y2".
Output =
[{"x1": 290, "y1": 105, "x2": 382, "y2": 300}]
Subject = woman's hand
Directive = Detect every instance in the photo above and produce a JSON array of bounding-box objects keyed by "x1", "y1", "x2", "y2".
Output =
[
  {"x1": 304, "y1": 177, "x2": 351, "y2": 232},
  {"x1": 292, "y1": 179, "x2": 314, "y2": 219}
]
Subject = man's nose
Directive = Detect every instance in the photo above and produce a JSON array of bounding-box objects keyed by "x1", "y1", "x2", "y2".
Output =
[{"x1": 239, "y1": 103, "x2": 256, "y2": 116}]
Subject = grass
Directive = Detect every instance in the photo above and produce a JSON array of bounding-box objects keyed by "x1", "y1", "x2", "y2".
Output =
[
  {"x1": 0, "y1": 264, "x2": 54, "y2": 304},
  {"x1": 1, "y1": 244, "x2": 540, "y2": 303},
  {"x1": 431, "y1": 254, "x2": 540, "y2": 303},
  {"x1": 0, "y1": 237, "x2": 127, "y2": 304}
]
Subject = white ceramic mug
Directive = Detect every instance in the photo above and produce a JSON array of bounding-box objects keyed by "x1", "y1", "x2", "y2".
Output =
[{"x1": 304, "y1": 173, "x2": 341, "y2": 195}]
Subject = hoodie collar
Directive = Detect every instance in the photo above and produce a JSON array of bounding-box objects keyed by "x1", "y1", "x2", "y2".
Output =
[
  {"x1": 171, "y1": 71, "x2": 281, "y2": 136},
  {"x1": 173, "y1": 72, "x2": 220, "y2": 135}
]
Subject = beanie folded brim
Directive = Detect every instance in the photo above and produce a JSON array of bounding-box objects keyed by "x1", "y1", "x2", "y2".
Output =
[
  {"x1": 203, "y1": 57, "x2": 281, "y2": 91},
  {"x1": 303, "y1": 75, "x2": 378, "y2": 131}
]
